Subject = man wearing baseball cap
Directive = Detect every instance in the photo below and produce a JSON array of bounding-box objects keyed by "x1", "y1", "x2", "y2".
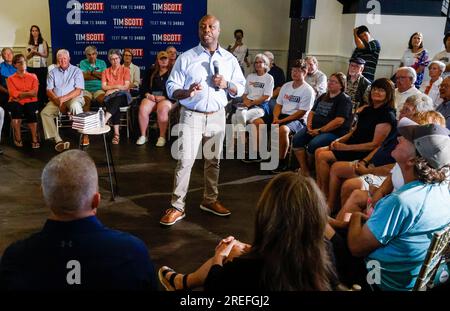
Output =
[
  {"x1": 346, "y1": 120, "x2": 450, "y2": 290},
  {"x1": 346, "y1": 57, "x2": 371, "y2": 112}
]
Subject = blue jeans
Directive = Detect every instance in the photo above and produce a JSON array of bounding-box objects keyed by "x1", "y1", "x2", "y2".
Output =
[{"x1": 292, "y1": 127, "x2": 338, "y2": 154}]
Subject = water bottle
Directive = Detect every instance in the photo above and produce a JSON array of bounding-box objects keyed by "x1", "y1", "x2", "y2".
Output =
[{"x1": 99, "y1": 108, "x2": 105, "y2": 127}]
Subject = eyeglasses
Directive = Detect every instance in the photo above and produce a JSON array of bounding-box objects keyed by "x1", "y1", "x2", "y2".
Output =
[
  {"x1": 254, "y1": 61, "x2": 264, "y2": 64},
  {"x1": 110, "y1": 57, "x2": 120, "y2": 61},
  {"x1": 371, "y1": 87, "x2": 386, "y2": 93}
]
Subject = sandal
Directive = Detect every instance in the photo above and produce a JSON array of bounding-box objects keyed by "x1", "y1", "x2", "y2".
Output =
[
  {"x1": 112, "y1": 134, "x2": 120, "y2": 145},
  {"x1": 158, "y1": 266, "x2": 189, "y2": 291},
  {"x1": 32, "y1": 141, "x2": 40, "y2": 149},
  {"x1": 14, "y1": 139, "x2": 23, "y2": 148}
]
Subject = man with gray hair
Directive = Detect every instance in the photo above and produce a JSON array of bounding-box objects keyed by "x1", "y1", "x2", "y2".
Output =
[
  {"x1": 305, "y1": 56, "x2": 327, "y2": 97},
  {"x1": 394, "y1": 67, "x2": 429, "y2": 118},
  {"x1": 263, "y1": 51, "x2": 285, "y2": 114},
  {"x1": 0, "y1": 150, "x2": 157, "y2": 290},
  {"x1": 41, "y1": 49, "x2": 85, "y2": 152},
  {"x1": 79, "y1": 46, "x2": 106, "y2": 111}
]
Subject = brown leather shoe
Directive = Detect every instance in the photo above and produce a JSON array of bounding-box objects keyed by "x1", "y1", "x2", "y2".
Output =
[
  {"x1": 160, "y1": 208, "x2": 186, "y2": 226},
  {"x1": 200, "y1": 200, "x2": 231, "y2": 216}
]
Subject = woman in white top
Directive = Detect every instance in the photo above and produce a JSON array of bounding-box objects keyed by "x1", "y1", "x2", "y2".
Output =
[
  {"x1": 232, "y1": 53, "x2": 274, "y2": 162},
  {"x1": 400, "y1": 32, "x2": 429, "y2": 88},
  {"x1": 420, "y1": 61, "x2": 445, "y2": 108},
  {"x1": 26, "y1": 25, "x2": 48, "y2": 108},
  {"x1": 122, "y1": 48, "x2": 141, "y2": 97}
]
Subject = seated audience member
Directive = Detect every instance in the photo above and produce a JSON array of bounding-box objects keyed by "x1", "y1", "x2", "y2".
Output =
[
  {"x1": 394, "y1": 67, "x2": 428, "y2": 118},
  {"x1": 263, "y1": 51, "x2": 285, "y2": 113},
  {"x1": 166, "y1": 46, "x2": 178, "y2": 68},
  {"x1": 158, "y1": 172, "x2": 336, "y2": 291},
  {"x1": 432, "y1": 32, "x2": 450, "y2": 78},
  {"x1": 227, "y1": 29, "x2": 250, "y2": 74},
  {"x1": 26, "y1": 25, "x2": 49, "y2": 107},
  {"x1": 346, "y1": 57, "x2": 371, "y2": 112},
  {"x1": 329, "y1": 94, "x2": 434, "y2": 216},
  {"x1": 0, "y1": 48, "x2": 17, "y2": 137},
  {"x1": 123, "y1": 48, "x2": 141, "y2": 97},
  {"x1": 332, "y1": 112, "x2": 447, "y2": 227},
  {"x1": 305, "y1": 56, "x2": 327, "y2": 97},
  {"x1": 437, "y1": 76, "x2": 450, "y2": 129},
  {"x1": 79, "y1": 45, "x2": 106, "y2": 112},
  {"x1": 329, "y1": 122, "x2": 450, "y2": 291},
  {"x1": 41, "y1": 49, "x2": 84, "y2": 152},
  {"x1": 232, "y1": 53, "x2": 273, "y2": 162},
  {"x1": 351, "y1": 25, "x2": 381, "y2": 82},
  {"x1": 0, "y1": 48, "x2": 17, "y2": 108},
  {"x1": 102, "y1": 49, "x2": 131, "y2": 145},
  {"x1": 400, "y1": 32, "x2": 429, "y2": 88},
  {"x1": 293, "y1": 72, "x2": 352, "y2": 177},
  {"x1": 136, "y1": 51, "x2": 174, "y2": 147},
  {"x1": 6, "y1": 54, "x2": 40, "y2": 148},
  {"x1": 420, "y1": 61, "x2": 445, "y2": 108},
  {"x1": 318, "y1": 78, "x2": 396, "y2": 212},
  {"x1": 271, "y1": 59, "x2": 315, "y2": 173},
  {"x1": 0, "y1": 150, "x2": 157, "y2": 290}
]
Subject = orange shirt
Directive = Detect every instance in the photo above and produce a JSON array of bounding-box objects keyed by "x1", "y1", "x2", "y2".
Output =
[
  {"x1": 6, "y1": 72, "x2": 39, "y2": 105},
  {"x1": 102, "y1": 65, "x2": 130, "y2": 87}
]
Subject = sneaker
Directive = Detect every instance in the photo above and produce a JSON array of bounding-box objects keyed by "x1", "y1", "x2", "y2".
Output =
[
  {"x1": 55, "y1": 141, "x2": 70, "y2": 153},
  {"x1": 200, "y1": 200, "x2": 231, "y2": 216},
  {"x1": 160, "y1": 208, "x2": 186, "y2": 226},
  {"x1": 156, "y1": 136, "x2": 166, "y2": 147},
  {"x1": 136, "y1": 135, "x2": 148, "y2": 145},
  {"x1": 82, "y1": 135, "x2": 90, "y2": 146}
]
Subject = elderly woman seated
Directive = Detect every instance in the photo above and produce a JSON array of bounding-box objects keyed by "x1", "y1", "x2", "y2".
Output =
[
  {"x1": 231, "y1": 53, "x2": 273, "y2": 162},
  {"x1": 420, "y1": 61, "x2": 446, "y2": 108},
  {"x1": 158, "y1": 172, "x2": 337, "y2": 291},
  {"x1": 315, "y1": 78, "x2": 397, "y2": 213}
]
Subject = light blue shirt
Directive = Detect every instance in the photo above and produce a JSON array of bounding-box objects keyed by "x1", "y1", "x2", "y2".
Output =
[
  {"x1": 47, "y1": 64, "x2": 84, "y2": 97},
  {"x1": 166, "y1": 44, "x2": 245, "y2": 112},
  {"x1": 366, "y1": 180, "x2": 450, "y2": 291},
  {"x1": 0, "y1": 62, "x2": 16, "y2": 87}
]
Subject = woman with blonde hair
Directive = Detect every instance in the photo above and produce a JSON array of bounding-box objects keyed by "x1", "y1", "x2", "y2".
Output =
[{"x1": 158, "y1": 172, "x2": 336, "y2": 291}]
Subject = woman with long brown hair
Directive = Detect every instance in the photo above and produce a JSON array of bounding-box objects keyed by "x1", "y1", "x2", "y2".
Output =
[
  {"x1": 158, "y1": 172, "x2": 336, "y2": 291},
  {"x1": 136, "y1": 51, "x2": 175, "y2": 147}
]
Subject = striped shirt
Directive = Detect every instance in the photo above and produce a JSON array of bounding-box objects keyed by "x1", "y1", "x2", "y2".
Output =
[{"x1": 351, "y1": 39, "x2": 381, "y2": 82}]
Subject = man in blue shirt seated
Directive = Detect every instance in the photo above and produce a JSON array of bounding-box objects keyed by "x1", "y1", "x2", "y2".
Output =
[
  {"x1": 345, "y1": 123, "x2": 450, "y2": 290},
  {"x1": 0, "y1": 150, "x2": 157, "y2": 290}
]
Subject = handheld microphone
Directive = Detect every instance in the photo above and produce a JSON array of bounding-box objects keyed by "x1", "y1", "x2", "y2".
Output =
[{"x1": 213, "y1": 60, "x2": 219, "y2": 91}]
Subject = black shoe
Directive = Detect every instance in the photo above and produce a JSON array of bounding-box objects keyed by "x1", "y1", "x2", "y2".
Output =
[
  {"x1": 241, "y1": 156, "x2": 262, "y2": 163},
  {"x1": 271, "y1": 164, "x2": 288, "y2": 174}
]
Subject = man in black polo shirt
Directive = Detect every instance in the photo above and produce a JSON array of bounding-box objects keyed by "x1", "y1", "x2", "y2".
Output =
[{"x1": 0, "y1": 150, "x2": 157, "y2": 290}]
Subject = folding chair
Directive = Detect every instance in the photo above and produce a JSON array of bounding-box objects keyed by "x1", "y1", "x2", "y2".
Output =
[{"x1": 413, "y1": 223, "x2": 450, "y2": 291}]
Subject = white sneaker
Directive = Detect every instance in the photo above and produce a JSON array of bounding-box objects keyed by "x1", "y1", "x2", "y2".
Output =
[
  {"x1": 136, "y1": 136, "x2": 148, "y2": 145},
  {"x1": 156, "y1": 136, "x2": 166, "y2": 147}
]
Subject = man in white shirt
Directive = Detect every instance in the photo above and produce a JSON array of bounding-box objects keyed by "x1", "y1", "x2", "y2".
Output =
[
  {"x1": 162, "y1": 15, "x2": 246, "y2": 226},
  {"x1": 305, "y1": 56, "x2": 327, "y2": 97},
  {"x1": 394, "y1": 67, "x2": 429, "y2": 118},
  {"x1": 432, "y1": 32, "x2": 450, "y2": 78}
]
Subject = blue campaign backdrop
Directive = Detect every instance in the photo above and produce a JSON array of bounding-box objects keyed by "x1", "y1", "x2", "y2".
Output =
[{"x1": 48, "y1": 0, "x2": 207, "y2": 71}]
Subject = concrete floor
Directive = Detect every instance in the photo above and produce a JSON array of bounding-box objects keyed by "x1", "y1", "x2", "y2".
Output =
[{"x1": 0, "y1": 128, "x2": 273, "y2": 290}]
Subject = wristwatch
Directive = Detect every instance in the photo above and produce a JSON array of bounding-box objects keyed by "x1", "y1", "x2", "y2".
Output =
[{"x1": 318, "y1": 128, "x2": 322, "y2": 134}]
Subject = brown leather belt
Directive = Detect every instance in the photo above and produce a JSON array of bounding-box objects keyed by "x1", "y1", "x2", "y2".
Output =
[{"x1": 183, "y1": 107, "x2": 219, "y2": 115}]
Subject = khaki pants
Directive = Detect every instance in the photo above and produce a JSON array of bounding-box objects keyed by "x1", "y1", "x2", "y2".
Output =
[
  {"x1": 41, "y1": 97, "x2": 84, "y2": 142},
  {"x1": 171, "y1": 107, "x2": 225, "y2": 211}
]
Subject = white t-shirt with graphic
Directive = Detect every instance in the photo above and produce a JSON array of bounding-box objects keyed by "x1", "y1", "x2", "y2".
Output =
[
  {"x1": 244, "y1": 73, "x2": 274, "y2": 101},
  {"x1": 277, "y1": 81, "x2": 315, "y2": 122}
]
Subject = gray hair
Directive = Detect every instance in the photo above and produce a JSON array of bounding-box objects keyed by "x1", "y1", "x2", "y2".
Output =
[
  {"x1": 428, "y1": 60, "x2": 446, "y2": 73},
  {"x1": 263, "y1": 51, "x2": 274, "y2": 62},
  {"x1": 107, "y1": 48, "x2": 121, "y2": 60},
  {"x1": 84, "y1": 45, "x2": 97, "y2": 56},
  {"x1": 305, "y1": 56, "x2": 319, "y2": 65},
  {"x1": 1, "y1": 47, "x2": 13, "y2": 57},
  {"x1": 405, "y1": 94, "x2": 434, "y2": 113},
  {"x1": 397, "y1": 66, "x2": 417, "y2": 84},
  {"x1": 254, "y1": 53, "x2": 270, "y2": 72},
  {"x1": 56, "y1": 49, "x2": 70, "y2": 59},
  {"x1": 41, "y1": 150, "x2": 98, "y2": 215}
]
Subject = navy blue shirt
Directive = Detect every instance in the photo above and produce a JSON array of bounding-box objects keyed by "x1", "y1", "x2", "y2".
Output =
[
  {"x1": 268, "y1": 64, "x2": 285, "y2": 91},
  {"x1": 0, "y1": 216, "x2": 157, "y2": 290}
]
